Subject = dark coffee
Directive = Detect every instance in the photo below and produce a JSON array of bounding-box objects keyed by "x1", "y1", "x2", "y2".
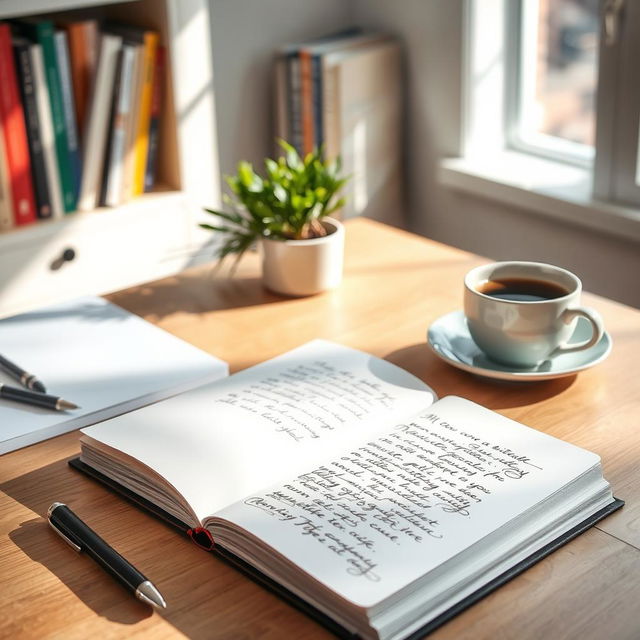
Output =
[{"x1": 477, "y1": 277, "x2": 570, "y2": 302}]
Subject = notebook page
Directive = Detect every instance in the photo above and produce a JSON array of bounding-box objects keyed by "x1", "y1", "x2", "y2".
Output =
[
  {"x1": 214, "y1": 396, "x2": 603, "y2": 608},
  {"x1": 81, "y1": 339, "x2": 436, "y2": 521}
]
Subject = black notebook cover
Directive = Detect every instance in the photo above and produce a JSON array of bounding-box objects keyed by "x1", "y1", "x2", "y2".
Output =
[{"x1": 69, "y1": 457, "x2": 624, "y2": 639}]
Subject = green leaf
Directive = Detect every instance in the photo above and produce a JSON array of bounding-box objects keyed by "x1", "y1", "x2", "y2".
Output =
[
  {"x1": 202, "y1": 142, "x2": 349, "y2": 264},
  {"x1": 199, "y1": 223, "x2": 250, "y2": 235}
]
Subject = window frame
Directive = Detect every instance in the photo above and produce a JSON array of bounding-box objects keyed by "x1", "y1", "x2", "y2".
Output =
[{"x1": 593, "y1": 0, "x2": 640, "y2": 206}]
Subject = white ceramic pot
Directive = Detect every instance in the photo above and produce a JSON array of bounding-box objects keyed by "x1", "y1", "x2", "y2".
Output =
[{"x1": 260, "y1": 217, "x2": 344, "y2": 296}]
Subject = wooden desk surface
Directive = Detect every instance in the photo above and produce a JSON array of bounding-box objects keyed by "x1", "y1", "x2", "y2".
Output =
[{"x1": 1, "y1": 218, "x2": 639, "y2": 639}]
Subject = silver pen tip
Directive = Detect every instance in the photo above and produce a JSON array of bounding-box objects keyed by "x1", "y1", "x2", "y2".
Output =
[{"x1": 136, "y1": 580, "x2": 167, "y2": 610}]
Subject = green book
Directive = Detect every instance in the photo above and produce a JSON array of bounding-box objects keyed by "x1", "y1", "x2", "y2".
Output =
[{"x1": 13, "y1": 20, "x2": 76, "y2": 212}]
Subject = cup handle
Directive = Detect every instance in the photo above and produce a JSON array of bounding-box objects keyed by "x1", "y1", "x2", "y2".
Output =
[{"x1": 553, "y1": 306, "x2": 605, "y2": 356}]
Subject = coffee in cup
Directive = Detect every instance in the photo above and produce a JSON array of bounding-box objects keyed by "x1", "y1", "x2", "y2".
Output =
[{"x1": 464, "y1": 261, "x2": 604, "y2": 367}]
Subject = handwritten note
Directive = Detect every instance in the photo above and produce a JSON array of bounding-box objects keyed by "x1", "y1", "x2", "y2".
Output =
[
  {"x1": 215, "y1": 397, "x2": 599, "y2": 606},
  {"x1": 215, "y1": 360, "x2": 402, "y2": 442}
]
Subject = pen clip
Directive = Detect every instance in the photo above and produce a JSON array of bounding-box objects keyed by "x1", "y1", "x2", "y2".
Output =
[{"x1": 48, "y1": 519, "x2": 82, "y2": 552}]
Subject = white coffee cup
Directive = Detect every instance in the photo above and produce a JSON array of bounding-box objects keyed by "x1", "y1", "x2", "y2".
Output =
[{"x1": 464, "y1": 261, "x2": 604, "y2": 367}]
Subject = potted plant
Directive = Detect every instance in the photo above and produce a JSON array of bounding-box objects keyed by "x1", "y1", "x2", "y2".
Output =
[{"x1": 200, "y1": 141, "x2": 349, "y2": 296}]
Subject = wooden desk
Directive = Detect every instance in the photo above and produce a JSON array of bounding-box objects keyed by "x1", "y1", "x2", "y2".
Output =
[{"x1": 1, "y1": 219, "x2": 639, "y2": 639}]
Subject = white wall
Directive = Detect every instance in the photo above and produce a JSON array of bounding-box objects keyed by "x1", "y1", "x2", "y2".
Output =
[
  {"x1": 209, "y1": 0, "x2": 353, "y2": 176},
  {"x1": 351, "y1": 0, "x2": 463, "y2": 233}
]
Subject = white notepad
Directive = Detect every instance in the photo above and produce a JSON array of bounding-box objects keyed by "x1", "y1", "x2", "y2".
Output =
[{"x1": 0, "y1": 296, "x2": 228, "y2": 454}]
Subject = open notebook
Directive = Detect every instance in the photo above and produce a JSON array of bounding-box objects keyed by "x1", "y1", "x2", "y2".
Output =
[
  {"x1": 71, "y1": 340, "x2": 621, "y2": 639},
  {"x1": 0, "y1": 296, "x2": 228, "y2": 454}
]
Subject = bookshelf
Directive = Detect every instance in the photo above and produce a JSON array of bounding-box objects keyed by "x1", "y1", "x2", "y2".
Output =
[{"x1": 0, "y1": 0, "x2": 220, "y2": 317}]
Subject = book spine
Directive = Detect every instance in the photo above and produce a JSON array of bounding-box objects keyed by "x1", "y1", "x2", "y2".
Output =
[
  {"x1": 132, "y1": 31, "x2": 158, "y2": 196},
  {"x1": 299, "y1": 49, "x2": 314, "y2": 156},
  {"x1": 30, "y1": 43, "x2": 64, "y2": 219},
  {"x1": 0, "y1": 24, "x2": 37, "y2": 226},
  {"x1": 54, "y1": 31, "x2": 82, "y2": 203},
  {"x1": 105, "y1": 44, "x2": 136, "y2": 207},
  {"x1": 77, "y1": 34, "x2": 123, "y2": 212},
  {"x1": 66, "y1": 20, "x2": 98, "y2": 138},
  {"x1": 99, "y1": 48, "x2": 124, "y2": 207},
  {"x1": 0, "y1": 130, "x2": 15, "y2": 231},
  {"x1": 13, "y1": 40, "x2": 52, "y2": 220},
  {"x1": 144, "y1": 44, "x2": 164, "y2": 192},
  {"x1": 121, "y1": 44, "x2": 143, "y2": 203},
  {"x1": 28, "y1": 21, "x2": 76, "y2": 213},
  {"x1": 322, "y1": 61, "x2": 340, "y2": 164},
  {"x1": 287, "y1": 53, "x2": 302, "y2": 156},
  {"x1": 311, "y1": 54, "x2": 323, "y2": 156}
]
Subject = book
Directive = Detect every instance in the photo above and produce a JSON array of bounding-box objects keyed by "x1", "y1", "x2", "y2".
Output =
[
  {"x1": 98, "y1": 46, "x2": 124, "y2": 207},
  {"x1": 71, "y1": 339, "x2": 622, "y2": 640},
  {"x1": 64, "y1": 19, "x2": 98, "y2": 138},
  {"x1": 53, "y1": 30, "x2": 82, "y2": 201},
  {"x1": 0, "y1": 295, "x2": 228, "y2": 455},
  {"x1": 77, "y1": 33, "x2": 122, "y2": 212},
  {"x1": 29, "y1": 42, "x2": 64, "y2": 219},
  {"x1": 275, "y1": 33, "x2": 403, "y2": 225},
  {"x1": 0, "y1": 23, "x2": 37, "y2": 226},
  {"x1": 310, "y1": 53, "x2": 323, "y2": 151},
  {"x1": 12, "y1": 20, "x2": 76, "y2": 212},
  {"x1": 327, "y1": 41, "x2": 403, "y2": 225},
  {"x1": 275, "y1": 31, "x2": 393, "y2": 159},
  {"x1": 120, "y1": 42, "x2": 144, "y2": 203},
  {"x1": 143, "y1": 44, "x2": 164, "y2": 192},
  {"x1": 107, "y1": 25, "x2": 159, "y2": 197},
  {"x1": 13, "y1": 39, "x2": 53, "y2": 220},
  {"x1": 102, "y1": 43, "x2": 136, "y2": 207},
  {"x1": 286, "y1": 53, "x2": 302, "y2": 155},
  {"x1": 133, "y1": 30, "x2": 158, "y2": 195},
  {"x1": 105, "y1": 24, "x2": 158, "y2": 199}
]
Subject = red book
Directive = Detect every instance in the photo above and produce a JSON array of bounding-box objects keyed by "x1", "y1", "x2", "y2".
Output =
[{"x1": 0, "y1": 23, "x2": 36, "y2": 225}]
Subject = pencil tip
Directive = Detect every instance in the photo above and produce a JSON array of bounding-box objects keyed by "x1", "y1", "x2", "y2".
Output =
[{"x1": 58, "y1": 399, "x2": 79, "y2": 410}]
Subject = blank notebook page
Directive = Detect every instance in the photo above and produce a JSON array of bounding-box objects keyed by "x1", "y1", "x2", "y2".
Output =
[{"x1": 0, "y1": 296, "x2": 228, "y2": 454}]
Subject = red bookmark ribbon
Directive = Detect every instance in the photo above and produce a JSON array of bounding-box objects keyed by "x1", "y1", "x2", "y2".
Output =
[{"x1": 187, "y1": 527, "x2": 215, "y2": 551}]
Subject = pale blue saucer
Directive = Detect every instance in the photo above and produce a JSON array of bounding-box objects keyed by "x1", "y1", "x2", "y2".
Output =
[{"x1": 427, "y1": 310, "x2": 612, "y2": 381}]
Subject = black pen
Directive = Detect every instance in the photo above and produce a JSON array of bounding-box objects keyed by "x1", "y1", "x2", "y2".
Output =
[
  {"x1": 47, "y1": 503, "x2": 166, "y2": 610},
  {"x1": 0, "y1": 383, "x2": 78, "y2": 411},
  {"x1": 0, "y1": 353, "x2": 46, "y2": 392}
]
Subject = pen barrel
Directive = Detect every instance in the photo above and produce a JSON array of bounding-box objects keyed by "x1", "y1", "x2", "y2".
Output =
[
  {"x1": 0, "y1": 385, "x2": 59, "y2": 409},
  {"x1": 49, "y1": 505, "x2": 147, "y2": 591},
  {"x1": 0, "y1": 354, "x2": 23, "y2": 378}
]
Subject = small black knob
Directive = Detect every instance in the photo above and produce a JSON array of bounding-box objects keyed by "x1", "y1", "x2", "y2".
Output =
[{"x1": 50, "y1": 247, "x2": 77, "y2": 271}]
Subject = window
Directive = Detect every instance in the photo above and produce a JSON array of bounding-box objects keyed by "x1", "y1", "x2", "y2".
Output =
[
  {"x1": 461, "y1": 0, "x2": 640, "y2": 210},
  {"x1": 508, "y1": 0, "x2": 599, "y2": 167}
]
